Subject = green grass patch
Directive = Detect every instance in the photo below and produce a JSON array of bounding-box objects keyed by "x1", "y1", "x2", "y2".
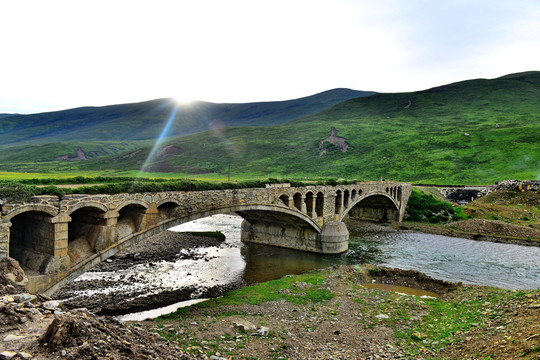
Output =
[
  {"x1": 159, "y1": 271, "x2": 334, "y2": 322},
  {"x1": 394, "y1": 288, "x2": 529, "y2": 356}
]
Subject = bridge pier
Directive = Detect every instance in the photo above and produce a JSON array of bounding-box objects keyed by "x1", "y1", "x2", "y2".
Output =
[
  {"x1": 87, "y1": 210, "x2": 120, "y2": 252},
  {"x1": 240, "y1": 219, "x2": 348, "y2": 254},
  {"x1": 0, "y1": 220, "x2": 11, "y2": 259}
]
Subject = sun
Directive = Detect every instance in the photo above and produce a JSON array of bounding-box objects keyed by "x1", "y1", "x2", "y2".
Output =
[{"x1": 174, "y1": 95, "x2": 195, "y2": 106}]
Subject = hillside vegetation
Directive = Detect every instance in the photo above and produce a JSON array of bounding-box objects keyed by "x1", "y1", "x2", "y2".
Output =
[{"x1": 1, "y1": 72, "x2": 539, "y2": 184}]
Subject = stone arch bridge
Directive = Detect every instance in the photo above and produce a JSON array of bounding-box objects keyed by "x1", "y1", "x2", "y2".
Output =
[{"x1": 0, "y1": 181, "x2": 411, "y2": 294}]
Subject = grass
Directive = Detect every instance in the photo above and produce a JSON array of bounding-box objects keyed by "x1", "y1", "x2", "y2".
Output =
[
  {"x1": 159, "y1": 271, "x2": 334, "y2": 320},
  {"x1": 391, "y1": 288, "x2": 530, "y2": 357},
  {"x1": 464, "y1": 189, "x2": 540, "y2": 228},
  {"x1": 147, "y1": 266, "x2": 540, "y2": 359}
]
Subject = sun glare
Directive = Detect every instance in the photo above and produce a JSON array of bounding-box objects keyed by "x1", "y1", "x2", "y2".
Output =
[{"x1": 174, "y1": 96, "x2": 194, "y2": 106}]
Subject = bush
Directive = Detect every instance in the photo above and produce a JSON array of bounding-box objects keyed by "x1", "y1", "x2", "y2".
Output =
[
  {"x1": 405, "y1": 188, "x2": 467, "y2": 223},
  {"x1": 0, "y1": 177, "x2": 359, "y2": 202}
]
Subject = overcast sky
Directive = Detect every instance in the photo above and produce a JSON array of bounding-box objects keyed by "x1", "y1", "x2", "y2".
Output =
[{"x1": 1, "y1": 0, "x2": 539, "y2": 114}]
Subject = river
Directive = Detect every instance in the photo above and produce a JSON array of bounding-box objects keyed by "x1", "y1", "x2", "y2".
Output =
[{"x1": 61, "y1": 214, "x2": 540, "y2": 320}]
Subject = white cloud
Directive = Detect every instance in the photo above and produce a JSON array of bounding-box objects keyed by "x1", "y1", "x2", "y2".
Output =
[{"x1": 0, "y1": 0, "x2": 538, "y2": 113}]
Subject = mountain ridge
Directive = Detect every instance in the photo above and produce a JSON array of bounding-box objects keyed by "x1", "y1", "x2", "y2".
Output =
[{"x1": 0, "y1": 88, "x2": 374, "y2": 146}]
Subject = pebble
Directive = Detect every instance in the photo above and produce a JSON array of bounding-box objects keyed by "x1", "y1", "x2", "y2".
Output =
[
  {"x1": 3, "y1": 334, "x2": 26, "y2": 342},
  {"x1": 0, "y1": 351, "x2": 17, "y2": 360},
  {"x1": 42, "y1": 300, "x2": 61, "y2": 311},
  {"x1": 257, "y1": 326, "x2": 270, "y2": 336}
]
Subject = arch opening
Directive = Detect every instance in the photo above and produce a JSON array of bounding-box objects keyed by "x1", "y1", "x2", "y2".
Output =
[
  {"x1": 9, "y1": 211, "x2": 55, "y2": 273},
  {"x1": 279, "y1": 194, "x2": 290, "y2": 207},
  {"x1": 305, "y1": 192, "x2": 315, "y2": 216},
  {"x1": 293, "y1": 193, "x2": 302, "y2": 211},
  {"x1": 345, "y1": 194, "x2": 399, "y2": 223},
  {"x1": 157, "y1": 202, "x2": 181, "y2": 223},
  {"x1": 344, "y1": 190, "x2": 350, "y2": 209},
  {"x1": 117, "y1": 204, "x2": 148, "y2": 240},
  {"x1": 315, "y1": 192, "x2": 324, "y2": 217},
  {"x1": 68, "y1": 207, "x2": 107, "y2": 266}
]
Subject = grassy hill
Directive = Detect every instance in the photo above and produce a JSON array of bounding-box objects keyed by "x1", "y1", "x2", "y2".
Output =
[
  {"x1": 0, "y1": 72, "x2": 538, "y2": 184},
  {"x1": 0, "y1": 88, "x2": 372, "y2": 146}
]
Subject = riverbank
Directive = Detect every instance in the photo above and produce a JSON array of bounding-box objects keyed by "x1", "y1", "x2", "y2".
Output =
[
  {"x1": 139, "y1": 264, "x2": 540, "y2": 360},
  {"x1": 54, "y1": 216, "x2": 539, "y2": 316},
  {"x1": 397, "y1": 187, "x2": 540, "y2": 247},
  {"x1": 3, "y1": 260, "x2": 539, "y2": 360},
  {"x1": 392, "y1": 220, "x2": 540, "y2": 247}
]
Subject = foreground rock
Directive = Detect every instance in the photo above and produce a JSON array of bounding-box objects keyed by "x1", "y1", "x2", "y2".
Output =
[
  {"x1": 0, "y1": 294, "x2": 192, "y2": 360},
  {"x1": 0, "y1": 258, "x2": 193, "y2": 360}
]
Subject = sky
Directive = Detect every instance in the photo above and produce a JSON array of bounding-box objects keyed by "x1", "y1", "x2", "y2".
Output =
[{"x1": 1, "y1": 0, "x2": 539, "y2": 114}]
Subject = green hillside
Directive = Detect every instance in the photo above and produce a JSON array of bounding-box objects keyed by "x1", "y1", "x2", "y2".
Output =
[
  {"x1": 0, "y1": 88, "x2": 372, "y2": 146},
  {"x1": 0, "y1": 141, "x2": 149, "y2": 164},
  {"x1": 0, "y1": 72, "x2": 538, "y2": 185}
]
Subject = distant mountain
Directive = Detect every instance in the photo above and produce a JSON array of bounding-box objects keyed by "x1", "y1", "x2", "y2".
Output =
[
  {"x1": 0, "y1": 88, "x2": 374, "y2": 146},
  {"x1": 65, "y1": 71, "x2": 539, "y2": 184},
  {"x1": 0, "y1": 114, "x2": 17, "y2": 119}
]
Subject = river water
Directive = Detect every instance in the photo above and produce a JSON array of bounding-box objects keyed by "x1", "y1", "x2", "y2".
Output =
[
  {"x1": 67, "y1": 214, "x2": 539, "y2": 320},
  {"x1": 165, "y1": 214, "x2": 539, "y2": 290}
]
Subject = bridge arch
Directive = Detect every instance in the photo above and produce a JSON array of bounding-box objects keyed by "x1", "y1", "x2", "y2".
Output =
[
  {"x1": 315, "y1": 192, "x2": 324, "y2": 217},
  {"x1": 341, "y1": 191, "x2": 400, "y2": 223},
  {"x1": 3, "y1": 204, "x2": 58, "y2": 220},
  {"x1": 68, "y1": 205, "x2": 109, "y2": 266},
  {"x1": 155, "y1": 204, "x2": 321, "y2": 234},
  {"x1": 293, "y1": 192, "x2": 303, "y2": 211},
  {"x1": 155, "y1": 198, "x2": 183, "y2": 208},
  {"x1": 67, "y1": 201, "x2": 109, "y2": 215},
  {"x1": 117, "y1": 203, "x2": 149, "y2": 239},
  {"x1": 116, "y1": 199, "x2": 149, "y2": 212}
]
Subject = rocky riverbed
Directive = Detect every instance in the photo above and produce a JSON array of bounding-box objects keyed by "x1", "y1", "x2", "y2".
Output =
[
  {"x1": 2, "y1": 258, "x2": 540, "y2": 359},
  {"x1": 54, "y1": 231, "x2": 245, "y2": 315}
]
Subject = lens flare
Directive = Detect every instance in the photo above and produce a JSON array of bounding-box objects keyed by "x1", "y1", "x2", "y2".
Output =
[{"x1": 138, "y1": 104, "x2": 179, "y2": 174}]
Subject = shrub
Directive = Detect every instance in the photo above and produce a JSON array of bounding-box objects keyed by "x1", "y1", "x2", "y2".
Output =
[{"x1": 405, "y1": 188, "x2": 466, "y2": 223}]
